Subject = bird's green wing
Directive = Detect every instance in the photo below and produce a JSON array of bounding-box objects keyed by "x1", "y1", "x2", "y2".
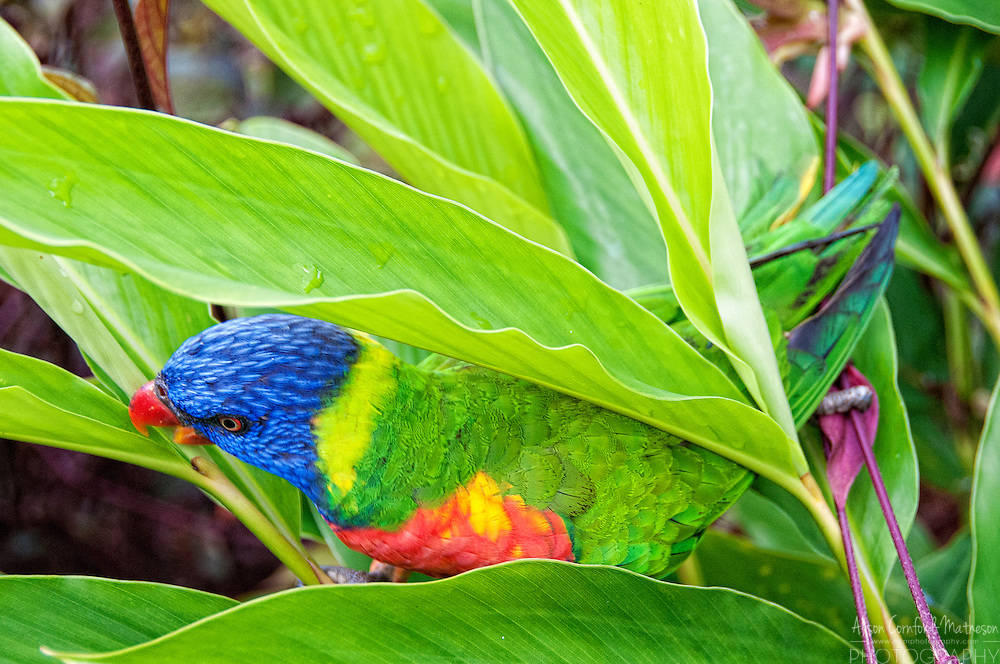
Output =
[{"x1": 784, "y1": 206, "x2": 900, "y2": 426}]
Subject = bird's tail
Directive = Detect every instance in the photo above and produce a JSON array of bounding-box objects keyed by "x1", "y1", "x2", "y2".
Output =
[{"x1": 783, "y1": 205, "x2": 900, "y2": 426}]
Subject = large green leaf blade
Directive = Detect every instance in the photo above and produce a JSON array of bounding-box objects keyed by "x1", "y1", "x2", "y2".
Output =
[
  {"x1": 969, "y1": 379, "x2": 1000, "y2": 658},
  {"x1": 475, "y1": 0, "x2": 665, "y2": 289},
  {"x1": 0, "y1": 576, "x2": 236, "y2": 664},
  {"x1": 0, "y1": 20, "x2": 307, "y2": 544},
  {"x1": 699, "y1": 0, "x2": 819, "y2": 218},
  {"x1": 49, "y1": 562, "x2": 854, "y2": 664},
  {"x1": 885, "y1": 0, "x2": 1000, "y2": 33},
  {"x1": 0, "y1": 99, "x2": 803, "y2": 485},
  {"x1": 506, "y1": 0, "x2": 798, "y2": 444},
  {"x1": 203, "y1": 0, "x2": 570, "y2": 254},
  {"x1": 505, "y1": 0, "x2": 717, "y2": 328}
]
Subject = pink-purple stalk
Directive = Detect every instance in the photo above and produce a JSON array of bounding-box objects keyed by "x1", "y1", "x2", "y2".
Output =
[{"x1": 820, "y1": 4, "x2": 957, "y2": 661}]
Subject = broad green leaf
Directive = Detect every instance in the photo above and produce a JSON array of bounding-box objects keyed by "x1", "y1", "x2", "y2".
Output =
[
  {"x1": 699, "y1": 0, "x2": 819, "y2": 218},
  {"x1": 917, "y1": 21, "x2": 991, "y2": 157},
  {"x1": 232, "y1": 116, "x2": 359, "y2": 164},
  {"x1": 847, "y1": 300, "x2": 920, "y2": 589},
  {"x1": 475, "y1": 0, "x2": 665, "y2": 289},
  {"x1": 0, "y1": 99, "x2": 803, "y2": 487},
  {"x1": 0, "y1": 349, "x2": 194, "y2": 480},
  {"x1": 0, "y1": 249, "x2": 213, "y2": 394},
  {"x1": 424, "y1": 0, "x2": 479, "y2": 48},
  {"x1": 698, "y1": 531, "x2": 858, "y2": 638},
  {"x1": 729, "y1": 486, "x2": 831, "y2": 559},
  {"x1": 507, "y1": 0, "x2": 798, "y2": 444},
  {"x1": 504, "y1": 0, "x2": 715, "y2": 334},
  {"x1": 699, "y1": 531, "x2": 966, "y2": 651},
  {"x1": 202, "y1": 0, "x2": 571, "y2": 255},
  {"x1": 0, "y1": 28, "x2": 307, "y2": 546},
  {"x1": 51, "y1": 562, "x2": 854, "y2": 663},
  {"x1": 885, "y1": 0, "x2": 1000, "y2": 33},
  {"x1": 0, "y1": 18, "x2": 69, "y2": 99},
  {"x1": 0, "y1": 576, "x2": 235, "y2": 664},
  {"x1": 970, "y1": 378, "x2": 1000, "y2": 658}
]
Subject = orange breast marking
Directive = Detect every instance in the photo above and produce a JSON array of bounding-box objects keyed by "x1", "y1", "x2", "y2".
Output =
[{"x1": 332, "y1": 472, "x2": 574, "y2": 577}]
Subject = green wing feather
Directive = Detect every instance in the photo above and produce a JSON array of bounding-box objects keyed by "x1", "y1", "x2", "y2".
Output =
[{"x1": 784, "y1": 206, "x2": 900, "y2": 425}]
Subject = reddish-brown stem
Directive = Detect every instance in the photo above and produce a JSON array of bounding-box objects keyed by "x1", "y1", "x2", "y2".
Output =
[{"x1": 110, "y1": 0, "x2": 156, "y2": 110}]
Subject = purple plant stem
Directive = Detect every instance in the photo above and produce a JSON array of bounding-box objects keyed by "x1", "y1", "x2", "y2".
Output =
[
  {"x1": 824, "y1": 0, "x2": 840, "y2": 194},
  {"x1": 849, "y1": 412, "x2": 958, "y2": 664},
  {"x1": 838, "y1": 503, "x2": 877, "y2": 663}
]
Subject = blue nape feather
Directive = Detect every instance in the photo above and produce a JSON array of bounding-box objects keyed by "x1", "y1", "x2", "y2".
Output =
[{"x1": 158, "y1": 314, "x2": 358, "y2": 497}]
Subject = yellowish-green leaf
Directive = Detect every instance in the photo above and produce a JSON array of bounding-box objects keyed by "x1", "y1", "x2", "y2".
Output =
[
  {"x1": 203, "y1": 0, "x2": 571, "y2": 254},
  {"x1": 506, "y1": 0, "x2": 798, "y2": 445},
  {"x1": 0, "y1": 99, "x2": 803, "y2": 486}
]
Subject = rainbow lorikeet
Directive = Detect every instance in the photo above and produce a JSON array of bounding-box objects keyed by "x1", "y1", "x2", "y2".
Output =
[{"x1": 129, "y1": 168, "x2": 899, "y2": 580}]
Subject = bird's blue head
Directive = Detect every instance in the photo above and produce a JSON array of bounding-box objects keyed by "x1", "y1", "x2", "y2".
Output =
[{"x1": 133, "y1": 314, "x2": 359, "y2": 495}]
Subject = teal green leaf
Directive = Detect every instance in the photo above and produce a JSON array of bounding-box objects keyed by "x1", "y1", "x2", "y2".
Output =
[
  {"x1": 699, "y1": 0, "x2": 819, "y2": 218},
  {"x1": 424, "y1": 0, "x2": 479, "y2": 48},
  {"x1": 475, "y1": 0, "x2": 665, "y2": 289},
  {"x1": 846, "y1": 300, "x2": 920, "y2": 589},
  {"x1": 970, "y1": 378, "x2": 1000, "y2": 658},
  {"x1": 202, "y1": 0, "x2": 570, "y2": 254},
  {"x1": 507, "y1": 0, "x2": 799, "y2": 444},
  {"x1": 0, "y1": 99, "x2": 803, "y2": 487},
  {"x1": 232, "y1": 116, "x2": 360, "y2": 164},
  {"x1": 885, "y1": 0, "x2": 1000, "y2": 34},
  {"x1": 0, "y1": 575, "x2": 236, "y2": 664},
  {"x1": 49, "y1": 562, "x2": 854, "y2": 664}
]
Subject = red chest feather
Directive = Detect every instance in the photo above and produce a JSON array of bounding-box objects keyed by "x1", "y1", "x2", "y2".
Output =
[{"x1": 331, "y1": 472, "x2": 574, "y2": 577}]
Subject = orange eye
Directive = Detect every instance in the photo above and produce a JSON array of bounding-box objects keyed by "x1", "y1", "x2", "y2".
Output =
[
  {"x1": 217, "y1": 416, "x2": 244, "y2": 432},
  {"x1": 155, "y1": 383, "x2": 168, "y2": 399}
]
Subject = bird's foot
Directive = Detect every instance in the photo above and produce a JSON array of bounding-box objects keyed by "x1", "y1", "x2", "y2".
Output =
[
  {"x1": 295, "y1": 566, "x2": 381, "y2": 586},
  {"x1": 368, "y1": 560, "x2": 411, "y2": 583}
]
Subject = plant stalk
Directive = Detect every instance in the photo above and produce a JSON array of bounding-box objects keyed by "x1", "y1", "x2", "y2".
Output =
[
  {"x1": 187, "y1": 455, "x2": 330, "y2": 585},
  {"x1": 110, "y1": 0, "x2": 157, "y2": 111},
  {"x1": 849, "y1": 413, "x2": 958, "y2": 663},
  {"x1": 838, "y1": 505, "x2": 877, "y2": 663},
  {"x1": 793, "y1": 474, "x2": 914, "y2": 663},
  {"x1": 853, "y1": 0, "x2": 1000, "y2": 347},
  {"x1": 824, "y1": 0, "x2": 840, "y2": 193}
]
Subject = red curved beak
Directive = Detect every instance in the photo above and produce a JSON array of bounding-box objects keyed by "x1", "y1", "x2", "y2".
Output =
[{"x1": 129, "y1": 381, "x2": 210, "y2": 445}]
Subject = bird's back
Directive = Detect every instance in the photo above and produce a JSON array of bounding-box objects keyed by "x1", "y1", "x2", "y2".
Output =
[{"x1": 322, "y1": 351, "x2": 752, "y2": 579}]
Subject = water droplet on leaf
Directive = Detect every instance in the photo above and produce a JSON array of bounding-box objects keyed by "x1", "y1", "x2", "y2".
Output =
[
  {"x1": 296, "y1": 264, "x2": 324, "y2": 293},
  {"x1": 369, "y1": 242, "x2": 394, "y2": 269},
  {"x1": 362, "y1": 42, "x2": 385, "y2": 64},
  {"x1": 348, "y1": 4, "x2": 376, "y2": 28},
  {"x1": 70, "y1": 300, "x2": 85, "y2": 314},
  {"x1": 292, "y1": 16, "x2": 309, "y2": 34},
  {"x1": 47, "y1": 172, "x2": 78, "y2": 206},
  {"x1": 469, "y1": 312, "x2": 491, "y2": 329},
  {"x1": 435, "y1": 75, "x2": 448, "y2": 92}
]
